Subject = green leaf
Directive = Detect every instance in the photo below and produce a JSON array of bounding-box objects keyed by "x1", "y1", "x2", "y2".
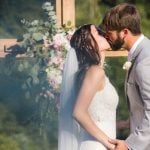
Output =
[
  {"x1": 25, "y1": 91, "x2": 30, "y2": 99},
  {"x1": 18, "y1": 64, "x2": 24, "y2": 72},
  {"x1": 32, "y1": 32, "x2": 43, "y2": 41},
  {"x1": 23, "y1": 33, "x2": 31, "y2": 38}
]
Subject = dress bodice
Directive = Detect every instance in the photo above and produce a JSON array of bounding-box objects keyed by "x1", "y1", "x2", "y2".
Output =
[
  {"x1": 79, "y1": 76, "x2": 119, "y2": 150},
  {"x1": 88, "y1": 76, "x2": 119, "y2": 123}
]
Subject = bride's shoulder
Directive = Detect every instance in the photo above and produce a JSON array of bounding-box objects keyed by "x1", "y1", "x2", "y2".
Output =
[{"x1": 85, "y1": 65, "x2": 105, "y2": 81}]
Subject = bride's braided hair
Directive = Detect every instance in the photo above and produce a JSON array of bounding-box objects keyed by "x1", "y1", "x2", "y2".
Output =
[
  {"x1": 70, "y1": 24, "x2": 101, "y2": 69},
  {"x1": 70, "y1": 24, "x2": 101, "y2": 88}
]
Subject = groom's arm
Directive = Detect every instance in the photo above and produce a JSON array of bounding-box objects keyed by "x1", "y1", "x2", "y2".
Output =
[{"x1": 125, "y1": 57, "x2": 150, "y2": 150}]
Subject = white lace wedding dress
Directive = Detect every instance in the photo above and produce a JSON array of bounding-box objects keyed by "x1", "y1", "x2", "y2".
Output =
[
  {"x1": 79, "y1": 76, "x2": 119, "y2": 150},
  {"x1": 58, "y1": 49, "x2": 119, "y2": 150},
  {"x1": 58, "y1": 76, "x2": 119, "y2": 150}
]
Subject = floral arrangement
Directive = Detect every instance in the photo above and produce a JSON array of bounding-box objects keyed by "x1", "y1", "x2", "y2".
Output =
[
  {"x1": 44, "y1": 29, "x2": 75, "y2": 109},
  {"x1": 19, "y1": 1, "x2": 75, "y2": 121},
  {"x1": 45, "y1": 29, "x2": 74, "y2": 91}
]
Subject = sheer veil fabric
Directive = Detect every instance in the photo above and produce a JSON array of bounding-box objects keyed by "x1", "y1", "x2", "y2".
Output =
[{"x1": 58, "y1": 48, "x2": 80, "y2": 150}]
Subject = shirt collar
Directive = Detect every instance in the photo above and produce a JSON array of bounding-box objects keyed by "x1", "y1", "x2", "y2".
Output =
[{"x1": 128, "y1": 34, "x2": 144, "y2": 61}]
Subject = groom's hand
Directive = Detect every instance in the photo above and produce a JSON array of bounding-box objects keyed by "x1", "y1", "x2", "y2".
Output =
[{"x1": 109, "y1": 139, "x2": 128, "y2": 150}]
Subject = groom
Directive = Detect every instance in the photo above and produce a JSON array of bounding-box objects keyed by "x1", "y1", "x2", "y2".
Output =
[{"x1": 101, "y1": 3, "x2": 150, "y2": 150}]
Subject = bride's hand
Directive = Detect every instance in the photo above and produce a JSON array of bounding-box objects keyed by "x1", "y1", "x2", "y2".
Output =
[
  {"x1": 106, "y1": 142, "x2": 115, "y2": 150},
  {"x1": 104, "y1": 138, "x2": 116, "y2": 150}
]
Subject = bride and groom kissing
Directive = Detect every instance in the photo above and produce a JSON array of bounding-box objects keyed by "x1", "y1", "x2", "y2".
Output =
[{"x1": 58, "y1": 3, "x2": 150, "y2": 150}]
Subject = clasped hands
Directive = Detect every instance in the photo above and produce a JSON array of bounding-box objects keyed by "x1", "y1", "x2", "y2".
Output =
[{"x1": 108, "y1": 139, "x2": 128, "y2": 150}]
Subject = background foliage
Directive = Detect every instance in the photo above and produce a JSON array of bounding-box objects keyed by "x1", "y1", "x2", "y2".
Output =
[{"x1": 0, "y1": 0, "x2": 149, "y2": 149}]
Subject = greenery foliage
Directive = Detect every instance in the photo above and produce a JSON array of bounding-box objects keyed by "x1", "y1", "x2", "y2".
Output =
[
  {"x1": 0, "y1": 0, "x2": 51, "y2": 38},
  {"x1": 0, "y1": 101, "x2": 57, "y2": 150},
  {"x1": 0, "y1": 58, "x2": 58, "y2": 149},
  {"x1": 0, "y1": 1, "x2": 74, "y2": 149},
  {"x1": 17, "y1": 1, "x2": 73, "y2": 122},
  {"x1": 0, "y1": 1, "x2": 65, "y2": 149}
]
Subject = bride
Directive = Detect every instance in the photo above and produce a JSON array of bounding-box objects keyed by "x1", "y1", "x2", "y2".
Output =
[{"x1": 58, "y1": 24, "x2": 119, "y2": 150}]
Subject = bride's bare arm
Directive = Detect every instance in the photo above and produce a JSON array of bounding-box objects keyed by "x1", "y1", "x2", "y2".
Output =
[{"x1": 72, "y1": 65, "x2": 115, "y2": 150}]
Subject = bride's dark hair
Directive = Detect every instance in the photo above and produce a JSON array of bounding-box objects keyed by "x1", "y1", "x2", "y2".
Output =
[
  {"x1": 70, "y1": 24, "x2": 102, "y2": 88},
  {"x1": 70, "y1": 24, "x2": 101, "y2": 69}
]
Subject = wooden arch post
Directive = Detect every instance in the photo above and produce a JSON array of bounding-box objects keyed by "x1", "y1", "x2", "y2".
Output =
[{"x1": 56, "y1": 0, "x2": 75, "y2": 27}]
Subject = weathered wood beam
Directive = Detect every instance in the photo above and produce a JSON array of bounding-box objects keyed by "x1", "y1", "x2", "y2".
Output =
[
  {"x1": 0, "y1": 39, "x2": 26, "y2": 58},
  {"x1": 105, "y1": 50, "x2": 128, "y2": 57},
  {"x1": 0, "y1": 39, "x2": 128, "y2": 58},
  {"x1": 56, "y1": 0, "x2": 75, "y2": 27},
  {"x1": 56, "y1": 0, "x2": 62, "y2": 26}
]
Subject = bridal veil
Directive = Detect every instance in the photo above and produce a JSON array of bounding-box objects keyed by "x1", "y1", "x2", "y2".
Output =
[{"x1": 58, "y1": 48, "x2": 80, "y2": 150}]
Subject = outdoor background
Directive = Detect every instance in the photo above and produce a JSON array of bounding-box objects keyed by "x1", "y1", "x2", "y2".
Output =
[{"x1": 0, "y1": 0, "x2": 150, "y2": 149}]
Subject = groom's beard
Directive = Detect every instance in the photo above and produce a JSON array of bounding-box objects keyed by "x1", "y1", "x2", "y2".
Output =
[{"x1": 110, "y1": 36, "x2": 124, "y2": 51}]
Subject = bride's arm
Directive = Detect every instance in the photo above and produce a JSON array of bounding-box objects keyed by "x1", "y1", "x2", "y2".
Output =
[{"x1": 72, "y1": 65, "x2": 115, "y2": 150}]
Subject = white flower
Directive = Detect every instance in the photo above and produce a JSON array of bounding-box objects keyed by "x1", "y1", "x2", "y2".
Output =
[{"x1": 123, "y1": 61, "x2": 132, "y2": 70}]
